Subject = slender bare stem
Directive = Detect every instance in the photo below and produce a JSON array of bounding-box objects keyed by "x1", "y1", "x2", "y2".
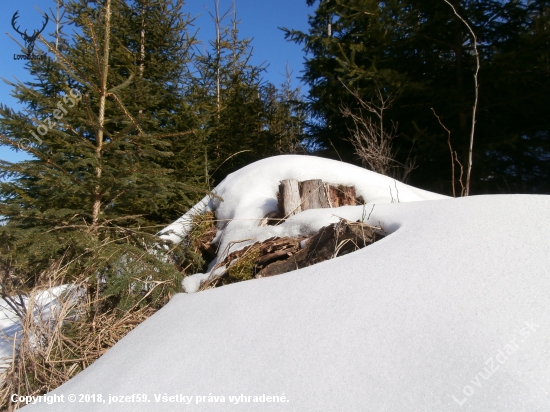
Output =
[
  {"x1": 432, "y1": 108, "x2": 457, "y2": 197},
  {"x1": 443, "y1": 0, "x2": 480, "y2": 196}
]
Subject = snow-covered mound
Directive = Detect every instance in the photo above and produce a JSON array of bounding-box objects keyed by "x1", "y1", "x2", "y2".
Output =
[
  {"x1": 22, "y1": 156, "x2": 550, "y2": 411},
  {"x1": 159, "y1": 155, "x2": 447, "y2": 292}
]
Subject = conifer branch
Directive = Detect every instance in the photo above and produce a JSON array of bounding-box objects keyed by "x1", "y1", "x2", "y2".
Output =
[
  {"x1": 86, "y1": 20, "x2": 105, "y2": 85},
  {"x1": 106, "y1": 92, "x2": 144, "y2": 135},
  {"x1": 0, "y1": 132, "x2": 82, "y2": 187},
  {"x1": 108, "y1": 74, "x2": 135, "y2": 94},
  {"x1": 147, "y1": 130, "x2": 197, "y2": 139},
  {"x1": 37, "y1": 34, "x2": 99, "y2": 94}
]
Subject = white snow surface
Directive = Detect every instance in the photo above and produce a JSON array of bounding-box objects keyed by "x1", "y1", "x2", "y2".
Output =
[
  {"x1": 1, "y1": 285, "x2": 75, "y2": 372},
  {"x1": 22, "y1": 156, "x2": 550, "y2": 411},
  {"x1": 161, "y1": 155, "x2": 447, "y2": 291}
]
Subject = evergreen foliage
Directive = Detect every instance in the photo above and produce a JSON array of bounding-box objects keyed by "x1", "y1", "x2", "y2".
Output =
[
  {"x1": 0, "y1": 0, "x2": 205, "y2": 311},
  {"x1": 189, "y1": 2, "x2": 306, "y2": 183},
  {"x1": 284, "y1": 0, "x2": 550, "y2": 194},
  {"x1": 263, "y1": 66, "x2": 308, "y2": 155}
]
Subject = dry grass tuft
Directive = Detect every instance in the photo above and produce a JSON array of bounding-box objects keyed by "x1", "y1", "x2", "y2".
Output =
[
  {"x1": 0, "y1": 278, "x2": 159, "y2": 411},
  {"x1": 188, "y1": 212, "x2": 217, "y2": 261}
]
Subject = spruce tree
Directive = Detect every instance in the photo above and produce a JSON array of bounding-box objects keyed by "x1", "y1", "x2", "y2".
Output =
[
  {"x1": 115, "y1": 0, "x2": 209, "y2": 216},
  {"x1": 0, "y1": 0, "x2": 205, "y2": 310},
  {"x1": 263, "y1": 66, "x2": 307, "y2": 155},
  {"x1": 190, "y1": 1, "x2": 303, "y2": 183}
]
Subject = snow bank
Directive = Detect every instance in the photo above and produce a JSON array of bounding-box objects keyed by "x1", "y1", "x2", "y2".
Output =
[
  {"x1": 160, "y1": 155, "x2": 447, "y2": 291},
  {"x1": 21, "y1": 156, "x2": 550, "y2": 411}
]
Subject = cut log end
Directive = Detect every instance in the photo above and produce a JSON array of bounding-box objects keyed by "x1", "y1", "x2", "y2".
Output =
[
  {"x1": 279, "y1": 179, "x2": 362, "y2": 222},
  {"x1": 279, "y1": 179, "x2": 302, "y2": 217}
]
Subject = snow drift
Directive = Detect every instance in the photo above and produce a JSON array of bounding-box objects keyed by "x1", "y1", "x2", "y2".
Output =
[
  {"x1": 159, "y1": 155, "x2": 447, "y2": 292},
  {"x1": 21, "y1": 156, "x2": 550, "y2": 411}
]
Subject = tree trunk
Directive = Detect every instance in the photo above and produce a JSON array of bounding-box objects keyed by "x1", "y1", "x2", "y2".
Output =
[{"x1": 92, "y1": 0, "x2": 112, "y2": 228}]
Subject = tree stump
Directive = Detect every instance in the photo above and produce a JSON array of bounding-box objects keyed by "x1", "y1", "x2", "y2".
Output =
[
  {"x1": 256, "y1": 219, "x2": 381, "y2": 278},
  {"x1": 278, "y1": 179, "x2": 360, "y2": 221},
  {"x1": 200, "y1": 220, "x2": 384, "y2": 289},
  {"x1": 279, "y1": 179, "x2": 302, "y2": 217},
  {"x1": 327, "y1": 184, "x2": 357, "y2": 207},
  {"x1": 300, "y1": 179, "x2": 331, "y2": 210}
]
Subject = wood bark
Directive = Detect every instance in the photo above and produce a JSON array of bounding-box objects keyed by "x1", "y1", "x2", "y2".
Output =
[
  {"x1": 215, "y1": 236, "x2": 306, "y2": 274},
  {"x1": 279, "y1": 179, "x2": 302, "y2": 217},
  {"x1": 327, "y1": 184, "x2": 357, "y2": 207},
  {"x1": 300, "y1": 179, "x2": 331, "y2": 210},
  {"x1": 200, "y1": 219, "x2": 383, "y2": 291},
  {"x1": 91, "y1": 0, "x2": 112, "y2": 228},
  {"x1": 256, "y1": 220, "x2": 380, "y2": 278},
  {"x1": 259, "y1": 211, "x2": 282, "y2": 226},
  {"x1": 279, "y1": 179, "x2": 357, "y2": 220}
]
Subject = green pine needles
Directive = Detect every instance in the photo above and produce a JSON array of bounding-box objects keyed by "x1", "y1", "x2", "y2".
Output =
[{"x1": 0, "y1": 0, "x2": 204, "y2": 312}]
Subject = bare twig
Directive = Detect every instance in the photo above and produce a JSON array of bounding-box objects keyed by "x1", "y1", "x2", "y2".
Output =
[
  {"x1": 442, "y1": 0, "x2": 480, "y2": 196},
  {"x1": 394, "y1": 180, "x2": 400, "y2": 203},
  {"x1": 432, "y1": 107, "x2": 458, "y2": 197},
  {"x1": 454, "y1": 151, "x2": 465, "y2": 196},
  {"x1": 340, "y1": 84, "x2": 415, "y2": 181}
]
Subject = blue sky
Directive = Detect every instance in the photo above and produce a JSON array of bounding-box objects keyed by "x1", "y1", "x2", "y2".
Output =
[{"x1": 0, "y1": 0, "x2": 313, "y2": 163}]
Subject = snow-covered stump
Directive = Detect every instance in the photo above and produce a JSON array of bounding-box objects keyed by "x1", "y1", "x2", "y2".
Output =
[
  {"x1": 166, "y1": 156, "x2": 449, "y2": 293},
  {"x1": 278, "y1": 179, "x2": 302, "y2": 217}
]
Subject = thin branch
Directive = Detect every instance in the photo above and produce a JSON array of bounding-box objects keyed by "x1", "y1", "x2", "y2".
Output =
[
  {"x1": 37, "y1": 34, "x2": 100, "y2": 94},
  {"x1": 454, "y1": 151, "x2": 465, "y2": 196},
  {"x1": 443, "y1": 0, "x2": 480, "y2": 196},
  {"x1": 106, "y1": 92, "x2": 144, "y2": 135},
  {"x1": 432, "y1": 107, "x2": 457, "y2": 197},
  {"x1": 340, "y1": 83, "x2": 415, "y2": 181}
]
